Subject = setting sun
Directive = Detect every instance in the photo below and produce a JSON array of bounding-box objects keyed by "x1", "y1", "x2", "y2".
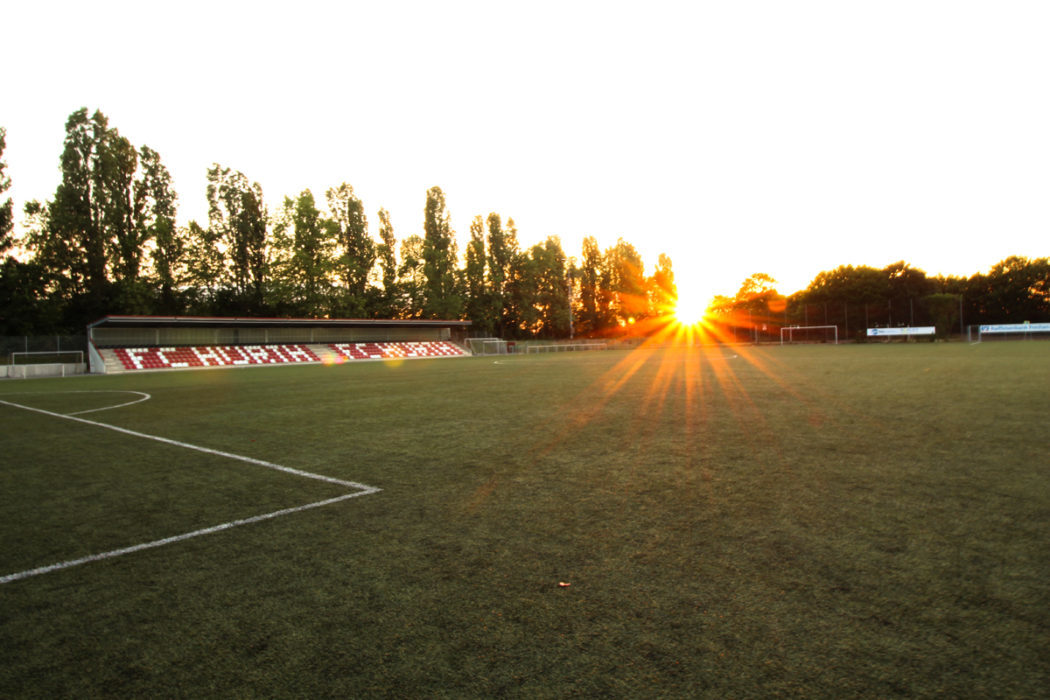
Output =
[
  {"x1": 673, "y1": 278, "x2": 715, "y2": 326},
  {"x1": 674, "y1": 292, "x2": 712, "y2": 326}
]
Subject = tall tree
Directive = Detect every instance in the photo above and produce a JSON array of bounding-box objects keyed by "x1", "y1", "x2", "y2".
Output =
[
  {"x1": 577, "y1": 236, "x2": 603, "y2": 334},
  {"x1": 421, "y1": 186, "x2": 461, "y2": 318},
  {"x1": 25, "y1": 109, "x2": 148, "y2": 323},
  {"x1": 979, "y1": 256, "x2": 1050, "y2": 323},
  {"x1": 327, "y1": 183, "x2": 374, "y2": 316},
  {"x1": 486, "y1": 212, "x2": 518, "y2": 335},
  {"x1": 648, "y1": 253, "x2": 675, "y2": 316},
  {"x1": 104, "y1": 132, "x2": 141, "y2": 296},
  {"x1": 604, "y1": 238, "x2": 647, "y2": 325},
  {"x1": 397, "y1": 234, "x2": 427, "y2": 318},
  {"x1": 206, "y1": 165, "x2": 269, "y2": 313},
  {"x1": 138, "y1": 147, "x2": 183, "y2": 314},
  {"x1": 0, "y1": 130, "x2": 56, "y2": 335},
  {"x1": 50, "y1": 109, "x2": 108, "y2": 310},
  {"x1": 41, "y1": 109, "x2": 118, "y2": 316},
  {"x1": 272, "y1": 189, "x2": 335, "y2": 317},
  {"x1": 373, "y1": 208, "x2": 399, "y2": 318},
  {"x1": 505, "y1": 243, "x2": 538, "y2": 337},
  {"x1": 0, "y1": 127, "x2": 13, "y2": 255},
  {"x1": 183, "y1": 220, "x2": 224, "y2": 312},
  {"x1": 464, "y1": 215, "x2": 490, "y2": 333},
  {"x1": 531, "y1": 236, "x2": 570, "y2": 338}
]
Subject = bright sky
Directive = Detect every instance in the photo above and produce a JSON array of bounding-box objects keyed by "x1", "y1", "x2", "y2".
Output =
[{"x1": 4, "y1": 1, "x2": 1048, "y2": 305}]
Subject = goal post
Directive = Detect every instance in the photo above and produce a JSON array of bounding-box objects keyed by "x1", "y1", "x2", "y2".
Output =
[
  {"x1": 10, "y1": 350, "x2": 85, "y2": 365},
  {"x1": 970, "y1": 322, "x2": 1050, "y2": 343},
  {"x1": 465, "y1": 337, "x2": 508, "y2": 356},
  {"x1": 780, "y1": 325, "x2": 838, "y2": 345},
  {"x1": 525, "y1": 341, "x2": 608, "y2": 353}
]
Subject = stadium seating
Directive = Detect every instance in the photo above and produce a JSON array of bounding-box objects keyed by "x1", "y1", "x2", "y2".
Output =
[
  {"x1": 113, "y1": 345, "x2": 320, "y2": 371},
  {"x1": 104, "y1": 341, "x2": 468, "y2": 372},
  {"x1": 329, "y1": 341, "x2": 467, "y2": 361}
]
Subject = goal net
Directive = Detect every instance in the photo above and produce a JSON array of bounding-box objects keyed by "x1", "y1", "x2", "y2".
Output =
[
  {"x1": 970, "y1": 323, "x2": 1050, "y2": 343},
  {"x1": 780, "y1": 325, "x2": 838, "y2": 345},
  {"x1": 10, "y1": 350, "x2": 85, "y2": 365},
  {"x1": 525, "y1": 342, "x2": 608, "y2": 353},
  {"x1": 465, "y1": 337, "x2": 508, "y2": 355}
]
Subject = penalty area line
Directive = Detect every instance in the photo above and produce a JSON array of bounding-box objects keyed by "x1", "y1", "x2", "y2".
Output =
[{"x1": 0, "y1": 398, "x2": 381, "y2": 584}]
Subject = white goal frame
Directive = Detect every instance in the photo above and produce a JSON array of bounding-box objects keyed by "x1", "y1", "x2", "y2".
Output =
[
  {"x1": 10, "y1": 350, "x2": 85, "y2": 365},
  {"x1": 525, "y1": 342, "x2": 608, "y2": 353},
  {"x1": 780, "y1": 325, "x2": 838, "y2": 345},
  {"x1": 970, "y1": 322, "x2": 1050, "y2": 343},
  {"x1": 465, "y1": 337, "x2": 508, "y2": 356}
]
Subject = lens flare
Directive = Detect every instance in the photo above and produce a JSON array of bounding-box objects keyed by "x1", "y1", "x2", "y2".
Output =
[{"x1": 674, "y1": 297, "x2": 708, "y2": 326}]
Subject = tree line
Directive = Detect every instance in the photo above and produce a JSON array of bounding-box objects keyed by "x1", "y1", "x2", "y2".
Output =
[
  {"x1": 0, "y1": 109, "x2": 675, "y2": 337},
  {"x1": 2, "y1": 109, "x2": 1045, "y2": 342},
  {"x1": 714, "y1": 257, "x2": 1050, "y2": 340}
]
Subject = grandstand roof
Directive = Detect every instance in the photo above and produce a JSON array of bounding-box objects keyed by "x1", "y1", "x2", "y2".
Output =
[{"x1": 88, "y1": 315, "x2": 472, "y2": 329}]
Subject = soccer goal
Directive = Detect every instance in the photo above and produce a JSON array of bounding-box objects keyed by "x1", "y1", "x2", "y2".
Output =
[
  {"x1": 779, "y1": 325, "x2": 838, "y2": 345},
  {"x1": 465, "y1": 337, "x2": 508, "y2": 355},
  {"x1": 525, "y1": 342, "x2": 608, "y2": 354},
  {"x1": 10, "y1": 350, "x2": 85, "y2": 365},
  {"x1": 969, "y1": 322, "x2": 1050, "y2": 343}
]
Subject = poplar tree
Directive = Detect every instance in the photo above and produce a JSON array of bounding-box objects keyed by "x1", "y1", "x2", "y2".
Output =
[
  {"x1": 272, "y1": 190, "x2": 335, "y2": 317},
  {"x1": 648, "y1": 253, "x2": 675, "y2": 316},
  {"x1": 327, "y1": 183, "x2": 374, "y2": 316},
  {"x1": 604, "y1": 238, "x2": 647, "y2": 324},
  {"x1": 27, "y1": 109, "x2": 165, "y2": 320},
  {"x1": 206, "y1": 165, "x2": 269, "y2": 313},
  {"x1": 138, "y1": 146, "x2": 182, "y2": 314},
  {"x1": 0, "y1": 127, "x2": 12, "y2": 255},
  {"x1": 486, "y1": 212, "x2": 518, "y2": 335},
  {"x1": 531, "y1": 236, "x2": 570, "y2": 337},
  {"x1": 41, "y1": 109, "x2": 122, "y2": 314},
  {"x1": 398, "y1": 234, "x2": 427, "y2": 318},
  {"x1": 463, "y1": 215, "x2": 490, "y2": 332},
  {"x1": 374, "y1": 208, "x2": 399, "y2": 317},
  {"x1": 421, "y1": 186, "x2": 461, "y2": 319},
  {"x1": 577, "y1": 236, "x2": 603, "y2": 334}
]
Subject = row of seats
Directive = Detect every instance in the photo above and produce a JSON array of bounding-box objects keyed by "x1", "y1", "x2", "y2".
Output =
[
  {"x1": 114, "y1": 345, "x2": 320, "y2": 371},
  {"x1": 109, "y1": 341, "x2": 469, "y2": 371},
  {"x1": 329, "y1": 341, "x2": 467, "y2": 361}
]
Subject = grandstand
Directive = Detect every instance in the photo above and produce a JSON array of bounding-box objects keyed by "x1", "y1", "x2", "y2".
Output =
[{"x1": 87, "y1": 316, "x2": 472, "y2": 374}]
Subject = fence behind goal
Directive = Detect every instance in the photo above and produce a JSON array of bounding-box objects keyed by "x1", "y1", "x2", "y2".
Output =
[
  {"x1": 780, "y1": 325, "x2": 838, "y2": 344},
  {"x1": 1, "y1": 335, "x2": 87, "y2": 363},
  {"x1": 525, "y1": 341, "x2": 608, "y2": 353},
  {"x1": 2, "y1": 336, "x2": 88, "y2": 378}
]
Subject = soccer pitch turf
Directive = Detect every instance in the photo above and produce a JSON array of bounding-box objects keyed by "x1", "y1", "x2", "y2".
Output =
[{"x1": 1, "y1": 343, "x2": 1048, "y2": 696}]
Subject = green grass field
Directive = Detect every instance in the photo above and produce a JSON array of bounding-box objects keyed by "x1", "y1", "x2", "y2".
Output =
[{"x1": 1, "y1": 343, "x2": 1048, "y2": 697}]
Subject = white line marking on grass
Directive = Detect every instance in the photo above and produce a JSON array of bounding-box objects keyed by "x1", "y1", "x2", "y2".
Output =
[
  {"x1": 68, "y1": 391, "x2": 153, "y2": 415},
  {"x1": 0, "y1": 398, "x2": 381, "y2": 584},
  {"x1": 0, "y1": 492, "x2": 372, "y2": 585},
  {"x1": 0, "y1": 390, "x2": 153, "y2": 416}
]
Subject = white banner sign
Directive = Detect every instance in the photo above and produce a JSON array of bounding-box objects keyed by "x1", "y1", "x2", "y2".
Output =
[
  {"x1": 866, "y1": 326, "x2": 936, "y2": 337},
  {"x1": 979, "y1": 323, "x2": 1050, "y2": 334}
]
